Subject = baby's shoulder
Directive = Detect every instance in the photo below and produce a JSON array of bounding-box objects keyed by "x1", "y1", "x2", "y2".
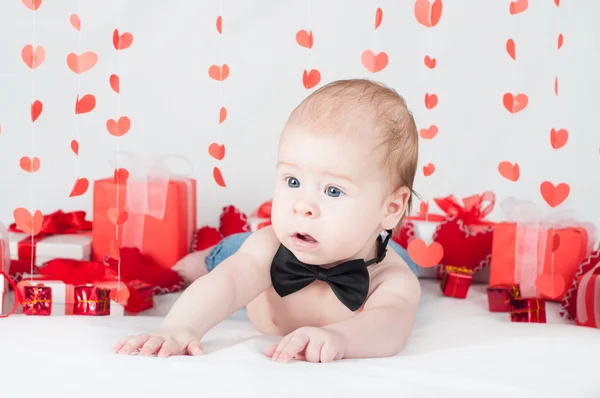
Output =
[
  {"x1": 236, "y1": 226, "x2": 281, "y2": 267},
  {"x1": 367, "y1": 249, "x2": 420, "y2": 304}
]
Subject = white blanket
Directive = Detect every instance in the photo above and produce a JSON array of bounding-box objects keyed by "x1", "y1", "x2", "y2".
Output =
[{"x1": 2, "y1": 280, "x2": 599, "y2": 398}]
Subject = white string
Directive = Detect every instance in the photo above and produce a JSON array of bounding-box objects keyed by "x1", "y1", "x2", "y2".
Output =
[
  {"x1": 115, "y1": 0, "x2": 122, "y2": 291},
  {"x1": 28, "y1": 3, "x2": 37, "y2": 281},
  {"x1": 75, "y1": 1, "x2": 81, "y2": 174},
  {"x1": 307, "y1": 0, "x2": 311, "y2": 32},
  {"x1": 218, "y1": 0, "x2": 223, "y2": 139}
]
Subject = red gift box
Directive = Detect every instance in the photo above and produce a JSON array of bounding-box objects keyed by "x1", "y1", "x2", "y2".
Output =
[
  {"x1": 490, "y1": 220, "x2": 590, "y2": 301},
  {"x1": 22, "y1": 284, "x2": 52, "y2": 316},
  {"x1": 92, "y1": 155, "x2": 196, "y2": 269},
  {"x1": 573, "y1": 262, "x2": 600, "y2": 329},
  {"x1": 560, "y1": 248, "x2": 600, "y2": 321},
  {"x1": 73, "y1": 285, "x2": 111, "y2": 315},
  {"x1": 509, "y1": 297, "x2": 546, "y2": 323},
  {"x1": 440, "y1": 266, "x2": 473, "y2": 299},
  {"x1": 128, "y1": 279, "x2": 154, "y2": 312},
  {"x1": 395, "y1": 192, "x2": 496, "y2": 280},
  {"x1": 487, "y1": 284, "x2": 520, "y2": 312}
]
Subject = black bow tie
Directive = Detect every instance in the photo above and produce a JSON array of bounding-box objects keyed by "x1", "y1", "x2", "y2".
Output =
[{"x1": 270, "y1": 230, "x2": 393, "y2": 311}]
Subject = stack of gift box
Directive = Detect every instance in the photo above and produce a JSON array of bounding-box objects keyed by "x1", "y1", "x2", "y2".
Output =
[
  {"x1": 1, "y1": 154, "x2": 197, "y2": 317},
  {"x1": 394, "y1": 193, "x2": 599, "y2": 327}
]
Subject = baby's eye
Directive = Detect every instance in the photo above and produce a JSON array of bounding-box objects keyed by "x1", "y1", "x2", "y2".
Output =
[
  {"x1": 287, "y1": 177, "x2": 300, "y2": 188},
  {"x1": 325, "y1": 186, "x2": 344, "y2": 198}
]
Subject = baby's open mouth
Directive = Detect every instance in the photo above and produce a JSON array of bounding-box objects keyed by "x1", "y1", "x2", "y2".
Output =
[{"x1": 295, "y1": 233, "x2": 317, "y2": 243}]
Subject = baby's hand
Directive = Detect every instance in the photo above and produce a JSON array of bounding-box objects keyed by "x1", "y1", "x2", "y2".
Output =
[
  {"x1": 113, "y1": 327, "x2": 204, "y2": 357},
  {"x1": 264, "y1": 326, "x2": 346, "y2": 363}
]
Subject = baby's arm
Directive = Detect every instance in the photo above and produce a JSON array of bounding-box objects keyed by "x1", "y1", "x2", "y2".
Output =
[
  {"x1": 323, "y1": 263, "x2": 421, "y2": 359},
  {"x1": 113, "y1": 227, "x2": 279, "y2": 357}
]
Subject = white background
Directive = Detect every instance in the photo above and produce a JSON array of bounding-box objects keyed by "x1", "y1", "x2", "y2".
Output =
[{"x1": 0, "y1": 0, "x2": 598, "y2": 234}]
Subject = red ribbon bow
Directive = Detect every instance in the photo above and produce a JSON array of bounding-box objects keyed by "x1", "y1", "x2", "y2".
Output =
[
  {"x1": 255, "y1": 200, "x2": 272, "y2": 219},
  {"x1": 9, "y1": 210, "x2": 92, "y2": 237},
  {"x1": 432, "y1": 191, "x2": 495, "y2": 225}
]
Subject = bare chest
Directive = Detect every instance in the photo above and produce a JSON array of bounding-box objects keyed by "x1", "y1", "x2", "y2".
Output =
[{"x1": 246, "y1": 280, "x2": 365, "y2": 336}]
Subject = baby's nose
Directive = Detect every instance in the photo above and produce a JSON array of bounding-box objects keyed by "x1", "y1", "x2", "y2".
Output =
[{"x1": 293, "y1": 200, "x2": 319, "y2": 218}]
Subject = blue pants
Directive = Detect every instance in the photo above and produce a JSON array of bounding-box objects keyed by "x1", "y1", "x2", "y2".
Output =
[{"x1": 205, "y1": 232, "x2": 419, "y2": 277}]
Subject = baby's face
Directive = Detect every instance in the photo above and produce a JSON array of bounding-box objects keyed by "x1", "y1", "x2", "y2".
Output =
[{"x1": 270, "y1": 123, "x2": 391, "y2": 265}]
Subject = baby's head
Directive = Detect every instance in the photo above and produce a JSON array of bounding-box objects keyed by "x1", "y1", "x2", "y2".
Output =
[{"x1": 270, "y1": 79, "x2": 418, "y2": 265}]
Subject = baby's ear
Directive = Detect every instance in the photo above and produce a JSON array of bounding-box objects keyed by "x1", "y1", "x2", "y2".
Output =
[{"x1": 380, "y1": 186, "x2": 410, "y2": 230}]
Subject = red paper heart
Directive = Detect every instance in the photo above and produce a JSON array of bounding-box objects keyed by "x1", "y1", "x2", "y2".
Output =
[
  {"x1": 69, "y1": 178, "x2": 89, "y2": 197},
  {"x1": 219, "y1": 107, "x2": 227, "y2": 123},
  {"x1": 21, "y1": 44, "x2": 45, "y2": 69},
  {"x1": 208, "y1": 143, "x2": 225, "y2": 161},
  {"x1": 407, "y1": 239, "x2": 444, "y2": 268},
  {"x1": 550, "y1": 128, "x2": 568, "y2": 149},
  {"x1": 414, "y1": 0, "x2": 443, "y2": 28},
  {"x1": 509, "y1": 0, "x2": 528, "y2": 15},
  {"x1": 20, "y1": 156, "x2": 40, "y2": 173},
  {"x1": 106, "y1": 116, "x2": 131, "y2": 137},
  {"x1": 107, "y1": 207, "x2": 128, "y2": 225},
  {"x1": 22, "y1": 0, "x2": 42, "y2": 11},
  {"x1": 208, "y1": 64, "x2": 230, "y2": 81},
  {"x1": 70, "y1": 14, "x2": 81, "y2": 31},
  {"x1": 419, "y1": 125, "x2": 438, "y2": 139},
  {"x1": 216, "y1": 16, "x2": 223, "y2": 34},
  {"x1": 302, "y1": 69, "x2": 321, "y2": 89},
  {"x1": 66, "y1": 52, "x2": 98, "y2": 74},
  {"x1": 113, "y1": 168, "x2": 129, "y2": 183},
  {"x1": 375, "y1": 8, "x2": 383, "y2": 29},
  {"x1": 13, "y1": 208, "x2": 43, "y2": 236},
  {"x1": 424, "y1": 55, "x2": 436, "y2": 69},
  {"x1": 434, "y1": 217, "x2": 494, "y2": 271},
  {"x1": 503, "y1": 93, "x2": 528, "y2": 113},
  {"x1": 423, "y1": 163, "x2": 435, "y2": 177},
  {"x1": 540, "y1": 181, "x2": 570, "y2": 208},
  {"x1": 113, "y1": 29, "x2": 134, "y2": 50},
  {"x1": 31, "y1": 100, "x2": 43, "y2": 122},
  {"x1": 498, "y1": 161, "x2": 520, "y2": 182},
  {"x1": 557, "y1": 33, "x2": 564, "y2": 49},
  {"x1": 110, "y1": 74, "x2": 120, "y2": 93},
  {"x1": 536, "y1": 274, "x2": 565, "y2": 300},
  {"x1": 506, "y1": 39, "x2": 516, "y2": 60},
  {"x1": 71, "y1": 140, "x2": 79, "y2": 155},
  {"x1": 75, "y1": 94, "x2": 96, "y2": 114},
  {"x1": 425, "y1": 93, "x2": 438, "y2": 109},
  {"x1": 361, "y1": 50, "x2": 388, "y2": 73},
  {"x1": 296, "y1": 30, "x2": 313, "y2": 48},
  {"x1": 213, "y1": 167, "x2": 226, "y2": 187},
  {"x1": 110, "y1": 288, "x2": 130, "y2": 305}
]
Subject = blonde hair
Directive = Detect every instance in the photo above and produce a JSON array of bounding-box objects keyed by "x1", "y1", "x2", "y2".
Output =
[{"x1": 288, "y1": 79, "x2": 419, "y2": 221}]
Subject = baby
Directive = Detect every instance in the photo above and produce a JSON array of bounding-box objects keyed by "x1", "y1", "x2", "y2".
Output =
[{"x1": 113, "y1": 78, "x2": 421, "y2": 363}]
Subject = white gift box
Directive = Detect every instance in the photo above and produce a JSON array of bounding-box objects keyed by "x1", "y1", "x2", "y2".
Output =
[
  {"x1": 248, "y1": 216, "x2": 271, "y2": 232},
  {"x1": 8, "y1": 232, "x2": 92, "y2": 267}
]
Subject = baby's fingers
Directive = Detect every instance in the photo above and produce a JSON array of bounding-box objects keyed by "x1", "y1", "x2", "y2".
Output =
[
  {"x1": 116, "y1": 334, "x2": 151, "y2": 355},
  {"x1": 186, "y1": 340, "x2": 204, "y2": 356},
  {"x1": 139, "y1": 336, "x2": 166, "y2": 356},
  {"x1": 157, "y1": 339, "x2": 182, "y2": 358}
]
